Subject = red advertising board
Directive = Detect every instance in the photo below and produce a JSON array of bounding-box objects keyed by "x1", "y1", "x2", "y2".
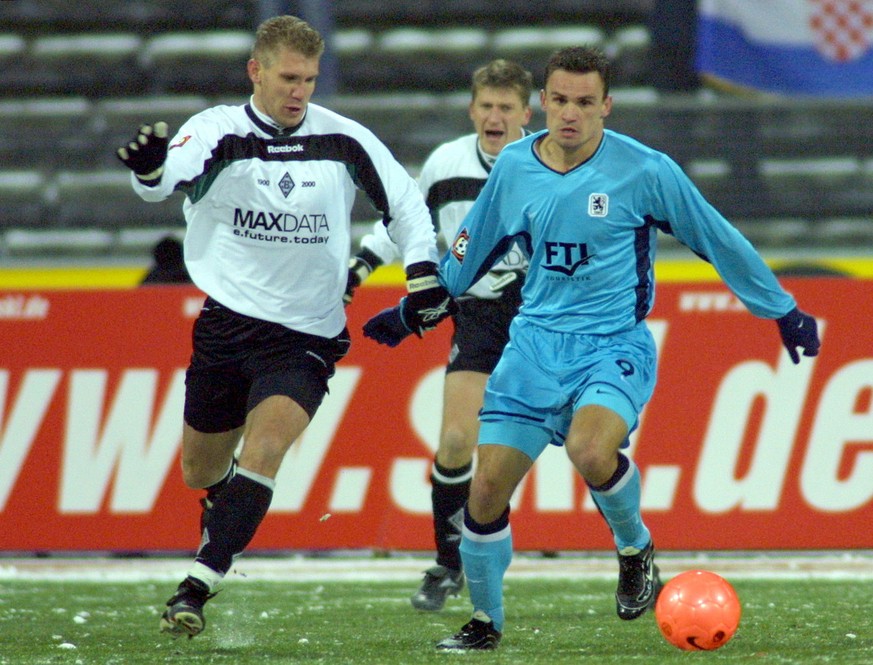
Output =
[{"x1": 0, "y1": 279, "x2": 871, "y2": 552}]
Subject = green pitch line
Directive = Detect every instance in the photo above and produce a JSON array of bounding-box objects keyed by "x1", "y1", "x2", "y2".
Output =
[{"x1": 0, "y1": 577, "x2": 870, "y2": 664}]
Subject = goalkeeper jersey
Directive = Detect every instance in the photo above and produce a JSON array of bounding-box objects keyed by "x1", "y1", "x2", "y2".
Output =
[
  {"x1": 439, "y1": 129, "x2": 796, "y2": 335},
  {"x1": 131, "y1": 98, "x2": 437, "y2": 338},
  {"x1": 362, "y1": 132, "x2": 529, "y2": 300}
]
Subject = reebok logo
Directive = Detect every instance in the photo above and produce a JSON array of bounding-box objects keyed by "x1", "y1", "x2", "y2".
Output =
[
  {"x1": 267, "y1": 144, "x2": 304, "y2": 154},
  {"x1": 420, "y1": 298, "x2": 453, "y2": 325}
]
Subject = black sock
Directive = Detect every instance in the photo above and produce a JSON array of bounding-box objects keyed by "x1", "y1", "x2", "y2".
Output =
[
  {"x1": 463, "y1": 503, "x2": 510, "y2": 534},
  {"x1": 204, "y1": 458, "x2": 237, "y2": 504},
  {"x1": 431, "y1": 460, "x2": 472, "y2": 571},
  {"x1": 586, "y1": 453, "x2": 630, "y2": 493},
  {"x1": 195, "y1": 471, "x2": 273, "y2": 576},
  {"x1": 200, "y1": 459, "x2": 237, "y2": 534}
]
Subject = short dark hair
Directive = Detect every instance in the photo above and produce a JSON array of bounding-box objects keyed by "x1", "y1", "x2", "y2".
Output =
[
  {"x1": 252, "y1": 15, "x2": 324, "y2": 66},
  {"x1": 471, "y1": 59, "x2": 533, "y2": 107},
  {"x1": 544, "y1": 46, "x2": 611, "y2": 98}
]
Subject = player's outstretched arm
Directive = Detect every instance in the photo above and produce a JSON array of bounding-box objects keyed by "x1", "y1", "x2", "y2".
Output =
[
  {"x1": 116, "y1": 122, "x2": 169, "y2": 186},
  {"x1": 363, "y1": 262, "x2": 456, "y2": 346},
  {"x1": 776, "y1": 307, "x2": 821, "y2": 364}
]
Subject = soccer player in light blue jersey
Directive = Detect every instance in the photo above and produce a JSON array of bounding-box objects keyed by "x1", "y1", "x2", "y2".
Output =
[{"x1": 364, "y1": 45, "x2": 820, "y2": 651}]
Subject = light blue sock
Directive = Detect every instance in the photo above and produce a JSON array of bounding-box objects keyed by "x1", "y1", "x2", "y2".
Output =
[
  {"x1": 459, "y1": 512, "x2": 513, "y2": 632},
  {"x1": 589, "y1": 455, "x2": 650, "y2": 552}
]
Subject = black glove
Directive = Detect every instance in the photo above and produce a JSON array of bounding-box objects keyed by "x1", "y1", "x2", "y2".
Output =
[
  {"x1": 402, "y1": 262, "x2": 457, "y2": 337},
  {"x1": 116, "y1": 122, "x2": 169, "y2": 184},
  {"x1": 344, "y1": 247, "x2": 383, "y2": 306},
  {"x1": 776, "y1": 307, "x2": 820, "y2": 364}
]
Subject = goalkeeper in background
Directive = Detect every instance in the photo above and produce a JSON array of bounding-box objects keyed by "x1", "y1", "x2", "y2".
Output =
[
  {"x1": 346, "y1": 59, "x2": 533, "y2": 612},
  {"x1": 117, "y1": 15, "x2": 452, "y2": 639}
]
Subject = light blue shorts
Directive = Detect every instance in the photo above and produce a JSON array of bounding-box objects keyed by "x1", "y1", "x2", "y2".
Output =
[{"x1": 478, "y1": 317, "x2": 657, "y2": 461}]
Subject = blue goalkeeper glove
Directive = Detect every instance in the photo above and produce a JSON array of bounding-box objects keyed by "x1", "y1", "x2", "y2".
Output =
[
  {"x1": 116, "y1": 122, "x2": 169, "y2": 185},
  {"x1": 363, "y1": 262, "x2": 456, "y2": 346},
  {"x1": 776, "y1": 307, "x2": 820, "y2": 364},
  {"x1": 362, "y1": 298, "x2": 415, "y2": 347}
]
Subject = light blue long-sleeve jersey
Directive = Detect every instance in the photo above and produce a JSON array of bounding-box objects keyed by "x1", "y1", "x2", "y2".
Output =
[{"x1": 439, "y1": 129, "x2": 795, "y2": 335}]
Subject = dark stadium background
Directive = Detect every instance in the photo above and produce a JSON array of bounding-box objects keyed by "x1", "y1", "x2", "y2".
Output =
[{"x1": 0, "y1": 0, "x2": 871, "y2": 276}]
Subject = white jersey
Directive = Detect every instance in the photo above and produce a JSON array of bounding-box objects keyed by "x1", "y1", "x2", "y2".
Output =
[
  {"x1": 361, "y1": 133, "x2": 528, "y2": 300},
  {"x1": 132, "y1": 98, "x2": 437, "y2": 337}
]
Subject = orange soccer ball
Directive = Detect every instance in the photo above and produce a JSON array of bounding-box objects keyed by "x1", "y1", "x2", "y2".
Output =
[{"x1": 654, "y1": 570, "x2": 741, "y2": 651}]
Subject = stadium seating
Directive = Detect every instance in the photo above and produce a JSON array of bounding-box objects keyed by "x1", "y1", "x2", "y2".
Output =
[
  {"x1": 332, "y1": 0, "x2": 654, "y2": 28},
  {"x1": 4, "y1": 228, "x2": 116, "y2": 257},
  {"x1": 0, "y1": 169, "x2": 47, "y2": 229},
  {"x1": 0, "y1": 0, "x2": 253, "y2": 34},
  {"x1": 144, "y1": 30, "x2": 252, "y2": 96},
  {"x1": 607, "y1": 24, "x2": 652, "y2": 87},
  {"x1": 0, "y1": 96, "x2": 95, "y2": 168},
  {"x1": 490, "y1": 25, "x2": 606, "y2": 81},
  {"x1": 24, "y1": 33, "x2": 144, "y2": 97},
  {"x1": 97, "y1": 95, "x2": 212, "y2": 164},
  {"x1": 0, "y1": 0, "x2": 870, "y2": 259},
  {"x1": 371, "y1": 26, "x2": 491, "y2": 91},
  {"x1": 51, "y1": 169, "x2": 184, "y2": 229}
]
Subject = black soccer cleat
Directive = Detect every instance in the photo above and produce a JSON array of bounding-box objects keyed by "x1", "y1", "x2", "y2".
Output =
[
  {"x1": 159, "y1": 576, "x2": 215, "y2": 639},
  {"x1": 615, "y1": 540, "x2": 662, "y2": 621},
  {"x1": 411, "y1": 564, "x2": 464, "y2": 611},
  {"x1": 436, "y1": 611, "x2": 502, "y2": 650}
]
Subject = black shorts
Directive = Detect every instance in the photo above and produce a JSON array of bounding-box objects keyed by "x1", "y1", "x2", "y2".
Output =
[
  {"x1": 184, "y1": 297, "x2": 351, "y2": 433},
  {"x1": 447, "y1": 273, "x2": 524, "y2": 375}
]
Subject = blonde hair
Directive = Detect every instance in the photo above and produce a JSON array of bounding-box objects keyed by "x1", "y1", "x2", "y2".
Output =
[
  {"x1": 251, "y1": 15, "x2": 324, "y2": 66},
  {"x1": 471, "y1": 59, "x2": 533, "y2": 106}
]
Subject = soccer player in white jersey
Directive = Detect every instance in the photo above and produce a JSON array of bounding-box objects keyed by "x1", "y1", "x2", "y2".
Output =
[
  {"x1": 364, "y1": 46, "x2": 821, "y2": 650},
  {"x1": 117, "y1": 15, "x2": 453, "y2": 639},
  {"x1": 346, "y1": 59, "x2": 533, "y2": 612}
]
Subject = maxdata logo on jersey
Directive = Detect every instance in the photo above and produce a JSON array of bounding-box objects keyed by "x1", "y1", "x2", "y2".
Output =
[
  {"x1": 542, "y1": 241, "x2": 594, "y2": 277},
  {"x1": 232, "y1": 207, "x2": 330, "y2": 245}
]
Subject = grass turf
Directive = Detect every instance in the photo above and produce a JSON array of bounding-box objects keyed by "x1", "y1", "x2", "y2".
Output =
[{"x1": 1, "y1": 577, "x2": 871, "y2": 664}]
